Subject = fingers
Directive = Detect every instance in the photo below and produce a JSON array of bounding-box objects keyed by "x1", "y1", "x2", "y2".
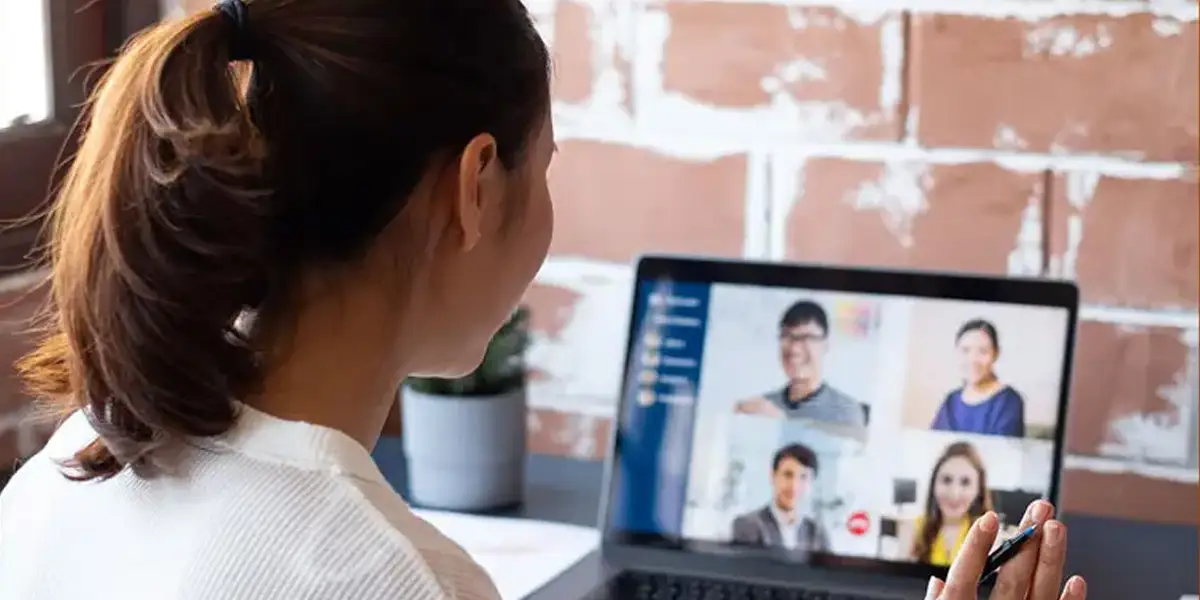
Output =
[
  {"x1": 924, "y1": 576, "x2": 945, "y2": 600},
  {"x1": 990, "y1": 500, "x2": 1054, "y2": 600},
  {"x1": 1028, "y1": 520, "x2": 1068, "y2": 600},
  {"x1": 1059, "y1": 575, "x2": 1087, "y2": 600},
  {"x1": 940, "y1": 511, "x2": 999, "y2": 599}
]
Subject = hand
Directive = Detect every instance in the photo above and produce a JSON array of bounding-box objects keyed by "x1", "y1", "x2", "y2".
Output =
[
  {"x1": 734, "y1": 398, "x2": 784, "y2": 418},
  {"x1": 924, "y1": 501, "x2": 1087, "y2": 600}
]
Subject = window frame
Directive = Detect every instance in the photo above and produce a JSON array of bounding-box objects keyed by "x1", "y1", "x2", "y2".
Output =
[{"x1": 0, "y1": 1, "x2": 157, "y2": 269}]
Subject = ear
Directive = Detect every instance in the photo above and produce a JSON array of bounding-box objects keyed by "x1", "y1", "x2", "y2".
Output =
[{"x1": 452, "y1": 133, "x2": 502, "y2": 252}]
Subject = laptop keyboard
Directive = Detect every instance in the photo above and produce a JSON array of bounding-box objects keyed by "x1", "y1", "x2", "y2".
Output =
[{"x1": 593, "y1": 571, "x2": 885, "y2": 600}]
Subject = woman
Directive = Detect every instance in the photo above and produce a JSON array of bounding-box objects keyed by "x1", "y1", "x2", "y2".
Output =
[
  {"x1": 0, "y1": 1, "x2": 1085, "y2": 599},
  {"x1": 931, "y1": 319, "x2": 1027, "y2": 438},
  {"x1": 0, "y1": 0, "x2": 550, "y2": 598},
  {"x1": 909, "y1": 441, "x2": 993, "y2": 567}
]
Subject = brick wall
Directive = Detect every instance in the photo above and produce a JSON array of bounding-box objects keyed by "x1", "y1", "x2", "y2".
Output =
[
  {"x1": 1, "y1": 0, "x2": 1194, "y2": 527},
  {"x1": 520, "y1": 0, "x2": 1199, "y2": 526}
]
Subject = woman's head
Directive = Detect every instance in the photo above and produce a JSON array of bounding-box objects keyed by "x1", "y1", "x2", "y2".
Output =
[
  {"x1": 929, "y1": 442, "x2": 990, "y2": 522},
  {"x1": 20, "y1": 0, "x2": 552, "y2": 480},
  {"x1": 912, "y1": 441, "x2": 993, "y2": 562},
  {"x1": 955, "y1": 319, "x2": 999, "y2": 385}
]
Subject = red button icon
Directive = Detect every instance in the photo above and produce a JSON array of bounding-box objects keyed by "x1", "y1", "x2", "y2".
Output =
[{"x1": 847, "y1": 511, "x2": 871, "y2": 536}]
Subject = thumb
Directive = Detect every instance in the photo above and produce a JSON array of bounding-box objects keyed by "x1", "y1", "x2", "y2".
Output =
[{"x1": 924, "y1": 576, "x2": 945, "y2": 600}]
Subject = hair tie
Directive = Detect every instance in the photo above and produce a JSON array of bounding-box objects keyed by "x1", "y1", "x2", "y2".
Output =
[{"x1": 215, "y1": 0, "x2": 252, "y2": 61}]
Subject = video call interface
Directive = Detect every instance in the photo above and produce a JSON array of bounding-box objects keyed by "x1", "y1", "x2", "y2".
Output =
[{"x1": 608, "y1": 279, "x2": 1070, "y2": 569}]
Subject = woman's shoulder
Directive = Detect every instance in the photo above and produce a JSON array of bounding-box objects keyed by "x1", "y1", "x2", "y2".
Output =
[
  {"x1": 997, "y1": 384, "x2": 1025, "y2": 401},
  {"x1": 208, "y1": 477, "x2": 496, "y2": 598},
  {"x1": 26, "y1": 409, "x2": 95, "y2": 464},
  {"x1": 340, "y1": 480, "x2": 500, "y2": 598}
]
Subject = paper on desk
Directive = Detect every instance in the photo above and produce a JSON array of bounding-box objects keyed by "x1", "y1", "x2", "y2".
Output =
[{"x1": 413, "y1": 509, "x2": 600, "y2": 600}]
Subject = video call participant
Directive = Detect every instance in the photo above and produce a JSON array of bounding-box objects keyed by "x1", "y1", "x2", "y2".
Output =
[
  {"x1": 731, "y1": 443, "x2": 829, "y2": 553},
  {"x1": 931, "y1": 319, "x2": 1026, "y2": 438},
  {"x1": 909, "y1": 441, "x2": 994, "y2": 567},
  {"x1": 734, "y1": 300, "x2": 866, "y2": 429}
]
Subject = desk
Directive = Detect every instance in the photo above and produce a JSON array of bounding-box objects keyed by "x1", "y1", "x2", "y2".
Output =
[{"x1": 373, "y1": 439, "x2": 1199, "y2": 600}]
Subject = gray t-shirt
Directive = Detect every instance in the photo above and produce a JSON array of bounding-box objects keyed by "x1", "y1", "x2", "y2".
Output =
[{"x1": 764, "y1": 384, "x2": 867, "y2": 429}]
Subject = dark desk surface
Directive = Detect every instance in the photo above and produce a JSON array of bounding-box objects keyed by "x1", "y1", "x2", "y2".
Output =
[{"x1": 373, "y1": 439, "x2": 1199, "y2": 600}]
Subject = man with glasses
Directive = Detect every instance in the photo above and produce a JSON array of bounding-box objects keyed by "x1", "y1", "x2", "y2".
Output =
[{"x1": 734, "y1": 300, "x2": 866, "y2": 429}]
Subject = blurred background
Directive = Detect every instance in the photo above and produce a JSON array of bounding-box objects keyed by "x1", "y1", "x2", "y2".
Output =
[{"x1": 0, "y1": 0, "x2": 1195, "y2": 532}]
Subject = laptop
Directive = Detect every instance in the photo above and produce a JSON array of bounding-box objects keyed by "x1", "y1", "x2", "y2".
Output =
[{"x1": 580, "y1": 255, "x2": 1079, "y2": 599}]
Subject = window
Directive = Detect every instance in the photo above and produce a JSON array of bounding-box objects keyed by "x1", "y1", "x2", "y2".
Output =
[
  {"x1": 0, "y1": 1, "x2": 147, "y2": 269},
  {"x1": 0, "y1": 3, "x2": 53, "y2": 127}
]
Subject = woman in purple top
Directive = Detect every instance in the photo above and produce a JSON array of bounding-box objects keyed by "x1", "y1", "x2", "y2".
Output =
[{"x1": 930, "y1": 319, "x2": 1026, "y2": 438}]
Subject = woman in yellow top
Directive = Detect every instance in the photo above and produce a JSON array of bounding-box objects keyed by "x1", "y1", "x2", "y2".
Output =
[{"x1": 909, "y1": 441, "x2": 993, "y2": 566}]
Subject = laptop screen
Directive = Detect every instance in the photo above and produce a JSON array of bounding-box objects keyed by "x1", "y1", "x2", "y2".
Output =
[{"x1": 604, "y1": 258, "x2": 1076, "y2": 578}]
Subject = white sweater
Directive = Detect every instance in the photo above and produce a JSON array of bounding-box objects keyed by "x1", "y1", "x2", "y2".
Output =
[{"x1": 0, "y1": 405, "x2": 501, "y2": 600}]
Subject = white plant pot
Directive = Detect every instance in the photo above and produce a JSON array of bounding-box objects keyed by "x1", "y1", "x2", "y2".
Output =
[{"x1": 400, "y1": 385, "x2": 527, "y2": 511}]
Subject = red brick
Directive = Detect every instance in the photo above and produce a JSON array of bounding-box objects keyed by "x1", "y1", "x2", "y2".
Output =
[
  {"x1": 548, "y1": 1, "x2": 633, "y2": 110},
  {"x1": 783, "y1": 159, "x2": 1042, "y2": 274},
  {"x1": 549, "y1": 140, "x2": 748, "y2": 263},
  {"x1": 522, "y1": 283, "x2": 582, "y2": 341},
  {"x1": 659, "y1": 3, "x2": 901, "y2": 140},
  {"x1": 1066, "y1": 321, "x2": 1194, "y2": 458},
  {"x1": 527, "y1": 408, "x2": 611, "y2": 459},
  {"x1": 1048, "y1": 174, "x2": 1199, "y2": 308},
  {"x1": 550, "y1": 1, "x2": 596, "y2": 104},
  {"x1": 910, "y1": 14, "x2": 1198, "y2": 162},
  {"x1": 1061, "y1": 468, "x2": 1197, "y2": 525}
]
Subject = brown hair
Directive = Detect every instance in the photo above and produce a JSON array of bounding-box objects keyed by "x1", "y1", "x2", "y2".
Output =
[
  {"x1": 19, "y1": 0, "x2": 549, "y2": 481},
  {"x1": 911, "y1": 441, "x2": 994, "y2": 563}
]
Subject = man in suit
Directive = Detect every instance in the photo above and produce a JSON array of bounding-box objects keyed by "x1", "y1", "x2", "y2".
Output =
[{"x1": 731, "y1": 443, "x2": 830, "y2": 553}]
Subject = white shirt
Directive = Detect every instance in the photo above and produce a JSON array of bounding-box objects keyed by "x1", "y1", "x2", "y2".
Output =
[
  {"x1": 0, "y1": 406, "x2": 500, "y2": 600},
  {"x1": 768, "y1": 503, "x2": 802, "y2": 550}
]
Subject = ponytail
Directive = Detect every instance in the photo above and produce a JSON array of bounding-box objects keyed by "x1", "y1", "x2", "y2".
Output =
[
  {"x1": 19, "y1": 0, "x2": 555, "y2": 480},
  {"x1": 20, "y1": 9, "x2": 272, "y2": 480}
]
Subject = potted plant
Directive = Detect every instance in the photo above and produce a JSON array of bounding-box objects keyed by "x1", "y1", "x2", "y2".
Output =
[{"x1": 401, "y1": 306, "x2": 531, "y2": 511}]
